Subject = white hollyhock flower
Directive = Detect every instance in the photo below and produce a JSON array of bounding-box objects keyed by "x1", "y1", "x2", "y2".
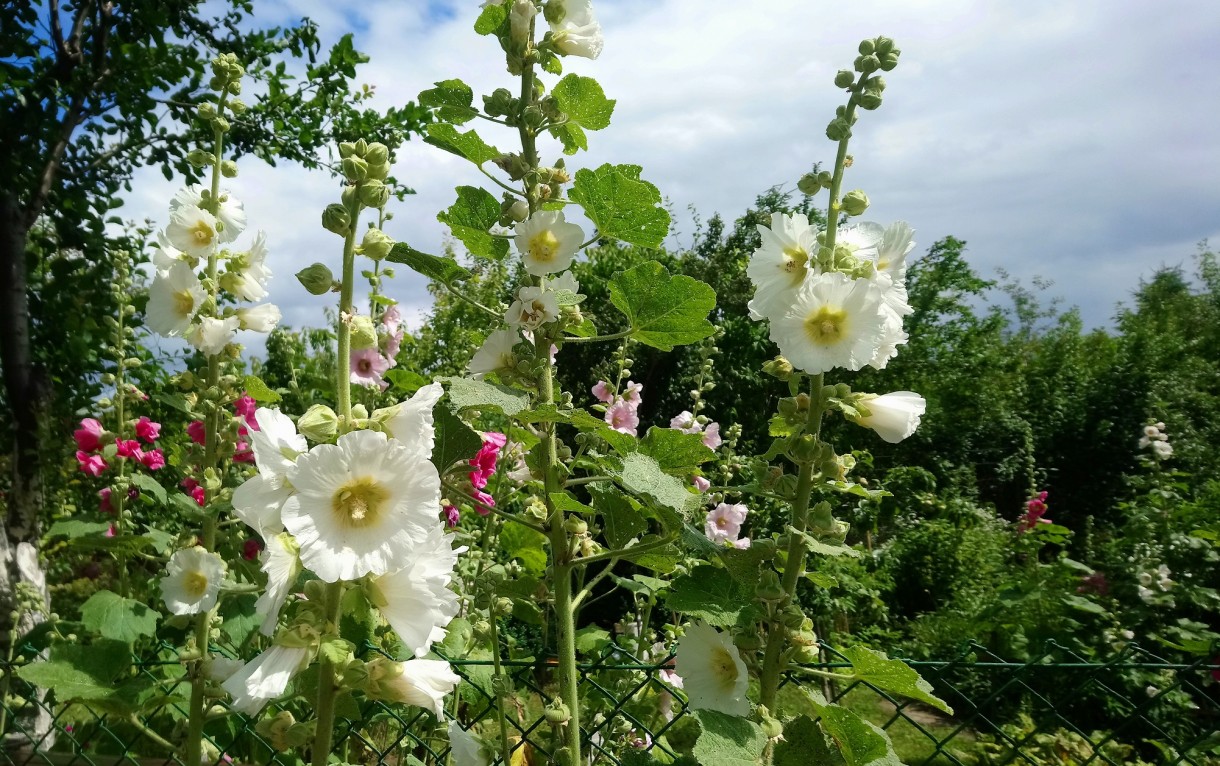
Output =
[
  {"x1": 221, "y1": 231, "x2": 272, "y2": 301},
  {"x1": 160, "y1": 546, "x2": 226, "y2": 616},
  {"x1": 469, "y1": 329, "x2": 521, "y2": 378},
  {"x1": 172, "y1": 185, "x2": 246, "y2": 244},
  {"x1": 368, "y1": 524, "x2": 462, "y2": 657},
  {"x1": 546, "y1": 271, "x2": 581, "y2": 295},
  {"x1": 152, "y1": 230, "x2": 184, "y2": 274},
  {"x1": 187, "y1": 316, "x2": 241, "y2": 356},
  {"x1": 231, "y1": 474, "x2": 290, "y2": 536},
  {"x1": 281, "y1": 429, "x2": 440, "y2": 582},
  {"x1": 448, "y1": 721, "x2": 490, "y2": 766},
  {"x1": 380, "y1": 382, "x2": 444, "y2": 460},
  {"x1": 250, "y1": 407, "x2": 308, "y2": 489},
  {"x1": 147, "y1": 261, "x2": 206, "y2": 337},
  {"x1": 207, "y1": 656, "x2": 245, "y2": 683},
  {"x1": 166, "y1": 204, "x2": 221, "y2": 259},
  {"x1": 674, "y1": 622, "x2": 749, "y2": 716},
  {"x1": 1151, "y1": 440, "x2": 1173, "y2": 459},
  {"x1": 514, "y1": 211, "x2": 584, "y2": 276},
  {"x1": 369, "y1": 658, "x2": 459, "y2": 717},
  {"x1": 236, "y1": 303, "x2": 282, "y2": 332},
  {"x1": 866, "y1": 314, "x2": 909, "y2": 370},
  {"x1": 548, "y1": 0, "x2": 604, "y2": 59},
  {"x1": 505, "y1": 285, "x2": 559, "y2": 330},
  {"x1": 770, "y1": 272, "x2": 886, "y2": 374},
  {"x1": 255, "y1": 533, "x2": 300, "y2": 637},
  {"x1": 876, "y1": 221, "x2": 915, "y2": 281},
  {"x1": 853, "y1": 391, "x2": 926, "y2": 443},
  {"x1": 746, "y1": 212, "x2": 818, "y2": 321},
  {"x1": 222, "y1": 643, "x2": 311, "y2": 715}
]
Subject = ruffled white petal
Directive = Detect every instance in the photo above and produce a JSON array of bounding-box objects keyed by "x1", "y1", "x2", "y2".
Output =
[{"x1": 221, "y1": 644, "x2": 310, "y2": 715}]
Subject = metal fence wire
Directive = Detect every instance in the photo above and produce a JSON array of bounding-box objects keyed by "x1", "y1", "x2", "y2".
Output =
[{"x1": 2, "y1": 639, "x2": 1218, "y2": 766}]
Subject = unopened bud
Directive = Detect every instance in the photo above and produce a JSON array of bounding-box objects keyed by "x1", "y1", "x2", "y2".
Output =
[
  {"x1": 296, "y1": 263, "x2": 336, "y2": 295},
  {"x1": 834, "y1": 69, "x2": 855, "y2": 89},
  {"x1": 187, "y1": 149, "x2": 213, "y2": 167},
  {"x1": 358, "y1": 180, "x2": 390, "y2": 209},
  {"x1": 543, "y1": 700, "x2": 571, "y2": 724},
  {"x1": 826, "y1": 118, "x2": 852, "y2": 142},
  {"x1": 348, "y1": 315, "x2": 378, "y2": 350},
  {"x1": 342, "y1": 156, "x2": 369, "y2": 182},
  {"x1": 797, "y1": 172, "x2": 821, "y2": 196},
  {"x1": 858, "y1": 39, "x2": 876, "y2": 55},
  {"x1": 364, "y1": 142, "x2": 389, "y2": 166},
  {"x1": 321, "y1": 204, "x2": 351, "y2": 236},
  {"x1": 339, "y1": 141, "x2": 358, "y2": 158},
  {"x1": 220, "y1": 160, "x2": 238, "y2": 178},
  {"x1": 298, "y1": 404, "x2": 339, "y2": 442},
  {"x1": 840, "y1": 189, "x2": 870, "y2": 216},
  {"x1": 763, "y1": 355, "x2": 795, "y2": 381},
  {"x1": 361, "y1": 228, "x2": 395, "y2": 260}
]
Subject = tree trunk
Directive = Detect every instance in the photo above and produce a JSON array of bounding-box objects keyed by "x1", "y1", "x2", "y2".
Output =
[{"x1": 0, "y1": 193, "x2": 53, "y2": 748}]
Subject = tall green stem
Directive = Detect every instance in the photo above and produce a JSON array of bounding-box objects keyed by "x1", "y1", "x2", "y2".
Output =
[
  {"x1": 487, "y1": 609, "x2": 514, "y2": 766},
  {"x1": 310, "y1": 581, "x2": 345, "y2": 766}
]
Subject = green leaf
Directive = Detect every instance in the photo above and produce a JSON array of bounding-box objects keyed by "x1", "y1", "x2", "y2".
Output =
[
  {"x1": 776, "y1": 715, "x2": 844, "y2": 766},
  {"x1": 811, "y1": 701, "x2": 902, "y2": 766},
  {"x1": 574, "y1": 626, "x2": 611, "y2": 654},
  {"x1": 79, "y1": 590, "x2": 160, "y2": 643},
  {"x1": 387, "y1": 242, "x2": 472, "y2": 284},
  {"x1": 435, "y1": 186, "x2": 508, "y2": 260},
  {"x1": 384, "y1": 368, "x2": 430, "y2": 395},
  {"x1": 424, "y1": 124, "x2": 501, "y2": 166},
  {"x1": 590, "y1": 483, "x2": 647, "y2": 548},
  {"x1": 718, "y1": 543, "x2": 769, "y2": 591},
  {"x1": 419, "y1": 79, "x2": 477, "y2": 124},
  {"x1": 46, "y1": 519, "x2": 111, "y2": 540},
  {"x1": 615, "y1": 452, "x2": 697, "y2": 516},
  {"x1": 667, "y1": 565, "x2": 743, "y2": 627},
  {"x1": 16, "y1": 639, "x2": 131, "y2": 701},
  {"x1": 1063, "y1": 593, "x2": 1108, "y2": 615},
  {"x1": 568, "y1": 409, "x2": 636, "y2": 453},
  {"x1": 432, "y1": 403, "x2": 483, "y2": 474},
  {"x1": 499, "y1": 520, "x2": 548, "y2": 574},
  {"x1": 789, "y1": 526, "x2": 862, "y2": 559},
  {"x1": 439, "y1": 616, "x2": 474, "y2": 657},
  {"x1": 126, "y1": 472, "x2": 167, "y2": 505},
  {"x1": 242, "y1": 375, "x2": 281, "y2": 404},
  {"x1": 474, "y1": 3, "x2": 506, "y2": 34},
  {"x1": 638, "y1": 427, "x2": 715, "y2": 474},
  {"x1": 569, "y1": 163, "x2": 670, "y2": 248},
  {"x1": 608, "y1": 261, "x2": 717, "y2": 351},
  {"x1": 551, "y1": 492, "x2": 595, "y2": 516},
  {"x1": 219, "y1": 594, "x2": 261, "y2": 646},
  {"x1": 441, "y1": 375, "x2": 531, "y2": 417},
  {"x1": 692, "y1": 710, "x2": 767, "y2": 766},
  {"x1": 552, "y1": 74, "x2": 615, "y2": 130},
  {"x1": 840, "y1": 645, "x2": 953, "y2": 714},
  {"x1": 550, "y1": 122, "x2": 588, "y2": 155}
]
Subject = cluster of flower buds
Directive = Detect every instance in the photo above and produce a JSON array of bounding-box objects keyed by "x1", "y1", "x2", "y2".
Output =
[{"x1": 349, "y1": 305, "x2": 405, "y2": 390}]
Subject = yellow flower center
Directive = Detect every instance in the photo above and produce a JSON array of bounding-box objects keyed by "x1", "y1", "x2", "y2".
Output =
[
  {"x1": 173, "y1": 289, "x2": 196, "y2": 317},
  {"x1": 710, "y1": 646, "x2": 739, "y2": 688},
  {"x1": 529, "y1": 230, "x2": 561, "y2": 263},
  {"x1": 183, "y1": 571, "x2": 210, "y2": 599},
  {"x1": 332, "y1": 476, "x2": 389, "y2": 529},
  {"x1": 782, "y1": 247, "x2": 808, "y2": 285},
  {"x1": 804, "y1": 306, "x2": 847, "y2": 346},
  {"x1": 190, "y1": 220, "x2": 215, "y2": 247},
  {"x1": 716, "y1": 517, "x2": 729, "y2": 528}
]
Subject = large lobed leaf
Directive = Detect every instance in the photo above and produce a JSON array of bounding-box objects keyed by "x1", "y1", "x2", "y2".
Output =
[
  {"x1": 79, "y1": 590, "x2": 160, "y2": 643},
  {"x1": 608, "y1": 261, "x2": 717, "y2": 351},
  {"x1": 569, "y1": 163, "x2": 669, "y2": 248},
  {"x1": 436, "y1": 185, "x2": 509, "y2": 260}
]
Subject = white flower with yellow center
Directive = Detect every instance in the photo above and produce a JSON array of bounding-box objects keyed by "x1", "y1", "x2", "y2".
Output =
[
  {"x1": 250, "y1": 407, "x2": 308, "y2": 489},
  {"x1": 220, "y1": 231, "x2": 273, "y2": 301},
  {"x1": 770, "y1": 272, "x2": 886, "y2": 374},
  {"x1": 852, "y1": 391, "x2": 926, "y2": 443},
  {"x1": 366, "y1": 657, "x2": 459, "y2": 717},
  {"x1": 368, "y1": 524, "x2": 462, "y2": 657},
  {"x1": 152, "y1": 230, "x2": 185, "y2": 275},
  {"x1": 147, "y1": 261, "x2": 205, "y2": 337},
  {"x1": 222, "y1": 643, "x2": 311, "y2": 715},
  {"x1": 187, "y1": 315, "x2": 241, "y2": 357},
  {"x1": 166, "y1": 204, "x2": 221, "y2": 259},
  {"x1": 505, "y1": 285, "x2": 559, "y2": 330},
  {"x1": 469, "y1": 329, "x2": 521, "y2": 379},
  {"x1": 548, "y1": 0, "x2": 604, "y2": 59},
  {"x1": 171, "y1": 185, "x2": 247, "y2": 244},
  {"x1": 255, "y1": 533, "x2": 300, "y2": 636},
  {"x1": 674, "y1": 622, "x2": 749, "y2": 716},
  {"x1": 236, "y1": 303, "x2": 282, "y2": 333},
  {"x1": 514, "y1": 211, "x2": 584, "y2": 276},
  {"x1": 281, "y1": 429, "x2": 440, "y2": 582},
  {"x1": 160, "y1": 546, "x2": 226, "y2": 615},
  {"x1": 379, "y1": 382, "x2": 444, "y2": 460},
  {"x1": 746, "y1": 212, "x2": 819, "y2": 321}
]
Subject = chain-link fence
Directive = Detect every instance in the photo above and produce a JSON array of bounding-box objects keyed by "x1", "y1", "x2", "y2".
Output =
[{"x1": 2, "y1": 639, "x2": 1217, "y2": 765}]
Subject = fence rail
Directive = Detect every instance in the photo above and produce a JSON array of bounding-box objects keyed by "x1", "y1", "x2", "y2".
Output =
[{"x1": 3, "y1": 639, "x2": 1217, "y2": 766}]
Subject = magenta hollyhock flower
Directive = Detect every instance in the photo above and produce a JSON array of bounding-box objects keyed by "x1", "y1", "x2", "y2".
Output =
[
  {"x1": 1018, "y1": 491, "x2": 1051, "y2": 532},
  {"x1": 74, "y1": 418, "x2": 104, "y2": 452},
  {"x1": 444, "y1": 505, "x2": 460, "y2": 528},
  {"x1": 242, "y1": 538, "x2": 264, "y2": 561},
  {"x1": 473, "y1": 488, "x2": 495, "y2": 514},
  {"x1": 98, "y1": 488, "x2": 113, "y2": 514},
  {"x1": 191, "y1": 486, "x2": 206, "y2": 506},
  {"x1": 182, "y1": 477, "x2": 206, "y2": 506},
  {"x1": 702, "y1": 422, "x2": 722, "y2": 450},
  {"x1": 233, "y1": 394, "x2": 259, "y2": 430},
  {"x1": 139, "y1": 449, "x2": 165, "y2": 471},
  {"x1": 350, "y1": 347, "x2": 390, "y2": 389},
  {"x1": 76, "y1": 451, "x2": 108, "y2": 477},
  {"x1": 187, "y1": 420, "x2": 207, "y2": 446},
  {"x1": 705, "y1": 502, "x2": 748, "y2": 543},
  {"x1": 104, "y1": 524, "x2": 116, "y2": 538},
  {"x1": 134, "y1": 416, "x2": 161, "y2": 443},
  {"x1": 605, "y1": 399, "x2": 639, "y2": 435},
  {"x1": 233, "y1": 436, "x2": 255, "y2": 463},
  {"x1": 591, "y1": 380, "x2": 614, "y2": 404},
  {"x1": 115, "y1": 439, "x2": 144, "y2": 461}
]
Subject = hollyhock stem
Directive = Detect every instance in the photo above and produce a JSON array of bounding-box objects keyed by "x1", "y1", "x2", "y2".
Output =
[
  {"x1": 111, "y1": 257, "x2": 131, "y2": 597},
  {"x1": 487, "y1": 608, "x2": 514, "y2": 766},
  {"x1": 311, "y1": 581, "x2": 345, "y2": 766},
  {"x1": 336, "y1": 199, "x2": 362, "y2": 424}
]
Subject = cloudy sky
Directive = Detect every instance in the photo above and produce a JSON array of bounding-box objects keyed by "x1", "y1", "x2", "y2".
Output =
[{"x1": 126, "y1": 0, "x2": 1220, "y2": 340}]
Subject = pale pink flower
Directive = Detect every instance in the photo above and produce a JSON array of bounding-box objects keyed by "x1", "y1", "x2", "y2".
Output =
[
  {"x1": 621, "y1": 380, "x2": 643, "y2": 407},
  {"x1": 350, "y1": 348, "x2": 391, "y2": 389},
  {"x1": 705, "y1": 503, "x2": 748, "y2": 543},
  {"x1": 670, "y1": 411, "x2": 700, "y2": 434},
  {"x1": 104, "y1": 524, "x2": 116, "y2": 538},
  {"x1": 592, "y1": 380, "x2": 614, "y2": 404},
  {"x1": 76, "y1": 451, "x2": 108, "y2": 477},
  {"x1": 701, "y1": 422, "x2": 722, "y2": 449},
  {"x1": 606, "y1": 399, "x2": 639, "y2": 435},
  {"x1": 134, "y1": 416, "x2": 161, "y2": 443},
  {"x1": 98, "y1": 488, "x2": 113, "y2": 514},
  {"x1": 74, "y1": 418, "x2": 104, "y2": 452},
  {"x1": 732, "y1": 538, "x2": 752, "y2": 549},
  {"x1": 693, "y1": 476, "x2": 711, "y2": 493}
]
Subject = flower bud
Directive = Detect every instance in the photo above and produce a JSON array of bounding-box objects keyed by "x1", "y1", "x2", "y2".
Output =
[
  {"x1": 349, "y1": 315, "x2": 378, "y2": 350},
  {"x1": 760, "y1": 713, "x2": 784, "y2": 740},
  {"x1": 874, "y1": 37, "x2": 895, "y2": 55},
  {"x1": 779, "y1": 604, "x2": 806, "y2": 630},
  {"x1": 755, "y1": 570, "x2": 785, "y2": 603},
  {"x1": 494, "y1": 597, "x2": 514, "y2": 617},
  {"x1": 339, "y1": 141, "x2": 358, "y2": 158},
  {"x1": 826, "y1": 118, "x2": 852, "y2": 142},
  {"x1": 797, "y1": 173, "x2": 822, "y2": 196},
  {"x1": 834, "y1": 69, "x2": 855, "y2": 89},
  {"x1": 220, "y1": 160, "x2": 238, "y2": 178},
  {"x1": 858, "y1": 39, "x2": 876, "y2": 55},
  {"x1": 484, "y1": 88, "x2": 516, "y2": 117},
  {"x1": 298, "y1": 404, "x2": 339, "y2": 442},
  {"x1": 322, "y1": 204, "x2": 351, "y2": 236},
  {"x1": 342, "y1": 156, "x2": 369, "y2": 182},
  {"x1": 763, "y1": 355, "x2": 795, "y2": 381},
  {"x1": 879, "y1": 51, "x2": 900, "y2": 71},
  {"x1": 855, "y1": 54, "x2": 880, "y2": 74},
  {"x1": 212, "y1": 117, "x2": 230, "y2": 133},
  {"x1": 358, "y1": 180, "x2": 390, "y2": 209},
  {"x1": 564, "y1": 517, "x2": 588, "y2": 536},
  {"x1": 543, "y1": 700, "x2": 571, "y2": 724},
  {"x1": 840, "y1": 189, "x2": 870, "y2": 216},
  {"x1": 364, "y1": 142, "x2": 389, "y2": 166},
  {"x1": 361, "y1": 228, "x2": 395, "y2": 260},
  {"x1": 228, "y1": 98, "x2": 247, "y2": 114},
  {"x1": 187, "y1": 149, "x2": 213, "y2": 167},
  {"x1": 296, "y1": 263, "x2": 336, "y2": 295}
]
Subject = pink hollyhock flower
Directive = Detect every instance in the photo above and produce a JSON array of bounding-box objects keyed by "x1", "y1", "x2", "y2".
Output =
[
  {"x1": 139, "y1": 449, "x2": 165, "y2": 471},
  {"x1": 76, "y1": 451, "x2": 108, "y2": 477},
  {"x1": 134, "y1": 416, "x2": 161, "y2": 443},
  {"x1": 1018, "y1": 490, "x2": 1051, "y2": 532},
  {"x1": 444, "y1": 505, "x2": 460, "y2": 528},
  {"x1": 732, "y1": 537, "x2": 752, "y2": 550},
  {"x1": 621, "y1": 380, "x2": 643, "y2": 407},
  {"x1": 669, "y1": 411, "x2": 700, "y2": 434},
  {"x1": 115, "y1": 439, "x2": 142, "y2": 459},
  {"x1": 473, "y1": 488, "x2": 495, "y2": 514},
  {"x1": 187, "y1": 420, "x2": 207, "y2": 446},
  {"x1": 242, "y1": 538, "x2": 264, "y2": 561},
  {"x1": 98, "y1": 488, "x2": 113, "y2": 514},
  {"x1": 233, "y1": 438, "x2": 255, "y2": 463},
  {"x1": 104, "y1": 524, "x2": 116, "y2": 538},
  {"x1": 701, "y1": 422, "x2": 722, "y2": 450},
  {"x1": 606, "y1": 399, "x2": 639, "y2": 435},
  {"x1": 350, "y1": 347, "x2": 390, "y2": 389},
  {"x1": 592, "y1": 380, "x2": 614, "y2": 404},
  {"x1": 693, "y1": 475, "x2": 711, "y2": 493},
  {"x1": 181, "y1": 477, "x2": 199, "y2": 491},
  {"x1": 382, "y1": 306, "x2": 405, "y2": 361},
  {"x1": 233, "y1": 394, "x2": 259, "y2": 430},
  {"x1": 705, "y1": 502, "x2": 748, "y2": 543},
  {"x1": 191, "y1": 485, "x2": 206, "y2": 506},
  {"x1": 74, "y1": 418, "x2": 105, "y2": 452},
  {"x1": 127, "y1": 486, "x2": 140, "y2": 501}
]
